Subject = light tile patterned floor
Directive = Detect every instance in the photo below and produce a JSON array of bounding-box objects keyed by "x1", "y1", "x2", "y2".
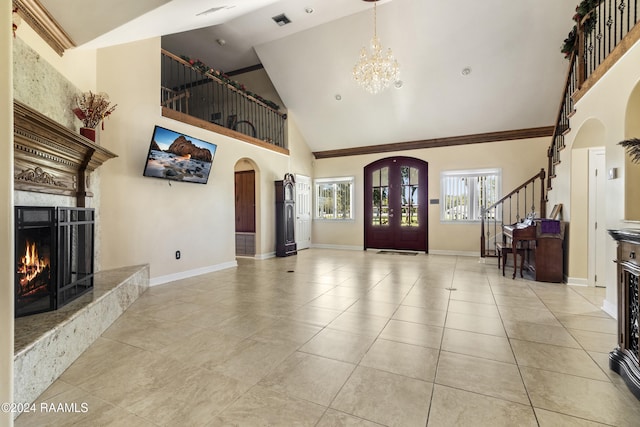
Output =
[{"x1": 15, "y1": 250, "x2": 640, "y2": 426}]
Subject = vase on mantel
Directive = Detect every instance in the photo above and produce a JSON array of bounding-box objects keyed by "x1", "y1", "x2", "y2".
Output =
[{"x1": 79, "y1": 127, "x2": 96, "y2": 142}]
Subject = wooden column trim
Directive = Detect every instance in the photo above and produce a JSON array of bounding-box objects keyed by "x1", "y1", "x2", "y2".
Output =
[
  {"x1": 313, "y1": 126, "x2": 554, "y2": 159},
  {"x1": 13, "y1": 0, "x2": 75, "y2": 56}
]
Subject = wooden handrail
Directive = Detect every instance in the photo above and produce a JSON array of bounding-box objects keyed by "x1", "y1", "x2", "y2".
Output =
[
  {"x1": 161, "y1": 49, "x2": 286, "y2": 118},
  {"x1": 485, "y1": 169, "x2": 546, "y2": 215},
  {"x1": 480, "y1": 169, "x2": 546, "y2": 257}
]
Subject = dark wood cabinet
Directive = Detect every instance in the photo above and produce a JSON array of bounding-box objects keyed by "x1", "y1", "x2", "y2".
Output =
[
  {"x1": 533, "y1": 237, "x2": 564, "y2": 283},
  {"x1": 608, "y1": 229, "x2": 640, "y2": 400},
  {"x1": 275, "y1": 174, "x2": 297, "y2": 257}
]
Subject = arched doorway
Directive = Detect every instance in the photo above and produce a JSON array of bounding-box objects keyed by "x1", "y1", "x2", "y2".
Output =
[
  {"x1": 571, "y1": 119, "x2": 606, "y2": 287},
  {"x1": 364, "y1": 157, "x2": 428, "y2": 252},
  {"x1": 234, "y1": 159, "x2": 257, "y2": 256}
]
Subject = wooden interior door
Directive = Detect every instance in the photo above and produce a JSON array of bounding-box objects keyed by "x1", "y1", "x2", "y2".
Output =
[
  {"x1": 364, "y1": 157, "x2": 428, "y2": 252},
  {"x1": 235, "y1": 170, "x2": 255, "y2": 232}
]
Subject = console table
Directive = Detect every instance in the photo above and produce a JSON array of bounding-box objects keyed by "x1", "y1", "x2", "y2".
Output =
[{"x1": 608, "y1": 229, "x2": 640, "y2": 399}]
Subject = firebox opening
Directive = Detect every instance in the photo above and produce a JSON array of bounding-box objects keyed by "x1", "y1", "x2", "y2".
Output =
[{"x1": 15, "y1": 206, "x2": 95, "y2": 318}]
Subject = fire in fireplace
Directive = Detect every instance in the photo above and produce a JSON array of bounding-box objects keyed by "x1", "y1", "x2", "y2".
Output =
[
  {"x1": 15, "y1": 206, "x2": 95, "y2": 317},
  {"x1": 18, "y1": 240, "x2": 52, "y2": 300}
]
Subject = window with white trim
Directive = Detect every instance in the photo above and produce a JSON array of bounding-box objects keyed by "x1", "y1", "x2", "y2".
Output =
[
  {"x1": 440, "y1": 168, "x2": 501, "y2": 222},
  {"x1": 314, "y1": 177, "x2": 354, "y2": 220}
]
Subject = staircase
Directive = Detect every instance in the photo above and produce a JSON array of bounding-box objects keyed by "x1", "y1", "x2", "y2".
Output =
[
  {"x1": 480, "y1": 169, "x2": 546, "y2": 257},
  {"x1": 481, "y1": 0, "x2": 640, "y2": 258}
]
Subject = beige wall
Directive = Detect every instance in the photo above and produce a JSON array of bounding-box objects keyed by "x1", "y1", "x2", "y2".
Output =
[
  {"x1": 624, "y1": 84, "x2": 640, "y2": 220},
  {"x1": 95, "y1": 38, "x2": 308, "y2": 280},
  {"x1": 313, "y1": 137, "x2": 549, "y2": 253},
  {"x1": 16, "y1": 20, "x2": 96, "y2": 92},
  {"x1": 1, "y1": 4, "x2": 14, "y2": 425},
  {"x1": 287, "y1": 111, "x2": 314, "y2": 178},
  {"x1": 569, "y1": 148, "x2": 589, "y2": 280}
]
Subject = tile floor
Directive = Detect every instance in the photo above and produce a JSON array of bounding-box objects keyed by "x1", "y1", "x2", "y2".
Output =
[{"x1": 15, "y1": 249, "x2": 640, "y2": 426}]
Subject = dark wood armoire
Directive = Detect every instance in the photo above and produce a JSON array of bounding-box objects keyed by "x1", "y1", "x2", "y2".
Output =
[{"x1": 275, "y1": 173, "x2": 297, "y2": 257}]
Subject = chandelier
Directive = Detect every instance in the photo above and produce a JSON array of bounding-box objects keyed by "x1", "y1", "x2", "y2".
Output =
[{"x1": 353, "y1": 0, "x2": 400, "y2": 94}]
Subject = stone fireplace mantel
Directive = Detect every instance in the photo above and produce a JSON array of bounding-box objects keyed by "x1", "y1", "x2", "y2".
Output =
[{"x1": 13, "y1": 100, "x2": 117, "y2": 206}]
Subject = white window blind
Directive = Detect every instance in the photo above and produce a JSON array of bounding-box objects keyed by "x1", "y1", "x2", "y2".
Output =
[
  {"x1": 440, "y1": 169, "x2": 501, "y2": 222},
  {"x1": 314, "y1": 177, "x2": 354, "y2": 220}
]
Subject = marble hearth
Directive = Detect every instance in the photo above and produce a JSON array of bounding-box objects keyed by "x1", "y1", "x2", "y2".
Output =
[{"x1": 14, "y1": 264, "x2": 149, "y2": 409}]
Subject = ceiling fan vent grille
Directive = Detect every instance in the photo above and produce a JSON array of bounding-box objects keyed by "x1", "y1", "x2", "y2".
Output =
[
  {"x1": 196, "y1": 6, "x2": 228, "y2": 17},
  {"x1": 272, "y1": 14, "x2": 292, "y2": 26}
]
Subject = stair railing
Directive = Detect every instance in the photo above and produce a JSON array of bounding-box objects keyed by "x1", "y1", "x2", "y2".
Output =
[
  {"x1": 480, "y1": 169, "x2": 546, "y2": 257},
  {"x1": 548, "y1": 0, "x2": 639, "y2": 191},
  {"x1": 547, "y1": 53, "x2": 578, "y2": 190}
]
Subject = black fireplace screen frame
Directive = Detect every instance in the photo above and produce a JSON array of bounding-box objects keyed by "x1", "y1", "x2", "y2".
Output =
[
  {"x1": 15, "y1": 206, "x2": 95, "y2": 318},
  {"x1": 56, "y1": 207, "x2": 95, "y2": 309},
  {"x1": 15, "y1": 207, "x2": 57, "y2": 317}
]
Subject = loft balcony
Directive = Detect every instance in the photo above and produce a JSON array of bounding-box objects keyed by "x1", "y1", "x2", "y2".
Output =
[{"x1": 160, "y1": 49, "x2": 287, "y2": 152}]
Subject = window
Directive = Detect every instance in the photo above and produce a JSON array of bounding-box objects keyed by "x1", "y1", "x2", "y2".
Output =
[
  {"x1": 314, "y1": 177, "x2": 354, "y2": 220},
  {"x1": 440, "y1": 168, "x2": 501, "y2": 222}
]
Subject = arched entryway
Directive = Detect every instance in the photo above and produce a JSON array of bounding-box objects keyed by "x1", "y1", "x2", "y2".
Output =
[
  {"x1": 234, "y1": 159, "x2": 258, "y2": 256},
  {"x1": 570, "y1": 119, "x2": 606, "y2": 287},
  {"x1": 364, "y1": 157, "x2": 428, "y2": 252}
]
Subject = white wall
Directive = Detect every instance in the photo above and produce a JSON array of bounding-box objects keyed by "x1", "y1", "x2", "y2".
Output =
[
  {"x1": 313, "y1": 137, "x2": 549, "y2": 253},
  {"x1": 1, "y1": 4, "x2": 14, "y2": 425}
]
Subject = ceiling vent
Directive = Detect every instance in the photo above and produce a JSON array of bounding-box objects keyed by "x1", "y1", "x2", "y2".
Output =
[
  {"x1": 272, "y1": 13, "x2": 292, "y2": 26},
  {"x1": 196, "y1": 5, "x2": 234, "y2": 17}
]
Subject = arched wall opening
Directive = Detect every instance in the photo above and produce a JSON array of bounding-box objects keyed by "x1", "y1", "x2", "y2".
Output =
[
  {"x1": 234, "y1": 158, "x2": 260, "y2": 257},
  {"x1": 569, "y1": 118, "x2": 606, "y2": 285}
]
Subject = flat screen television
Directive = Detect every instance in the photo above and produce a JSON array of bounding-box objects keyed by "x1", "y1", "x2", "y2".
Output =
[{"x1": 143, "y1": 125, "x2": 217, "y2": 184}]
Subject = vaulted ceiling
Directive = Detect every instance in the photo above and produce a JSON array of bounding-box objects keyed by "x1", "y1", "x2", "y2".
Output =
[{"x1": 36, "y1": 0, "x2": 577, "y2": 153}]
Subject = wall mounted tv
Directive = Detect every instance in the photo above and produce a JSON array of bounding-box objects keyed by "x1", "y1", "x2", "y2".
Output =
[{"x1": 143, "y1": 125, "x2": 217, "y2": 184}]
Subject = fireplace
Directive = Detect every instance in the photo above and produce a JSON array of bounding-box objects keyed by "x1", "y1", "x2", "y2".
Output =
[{"x1": 15, "y1": 206, "x2": 95, "y2": 317}]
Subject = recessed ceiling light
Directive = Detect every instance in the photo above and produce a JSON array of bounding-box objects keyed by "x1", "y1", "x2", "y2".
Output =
[
  {"x1": 394, "y1": 80, "x2": 403, "y2": 89},
  {"x1": 335, "y1": 94, "x2": 342, "y2": 101},
  {"x1": 305, "y1": 7, "x2": 314, "y2": 14},
  {"x1": 216, "y1": 38, "x2": 226, "y2": 46},
  {"x1": 461, "y1": 67, "x2": 472, "y2": 76}
]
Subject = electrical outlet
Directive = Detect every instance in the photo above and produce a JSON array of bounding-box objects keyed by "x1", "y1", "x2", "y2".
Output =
[{"x1": 175, "y1": 250, "x2": 181, "y2": 259}]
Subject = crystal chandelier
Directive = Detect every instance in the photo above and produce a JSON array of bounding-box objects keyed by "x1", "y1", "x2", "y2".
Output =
[{"x1": 353, "y1": 0, "x2": 400, "y2": 94}]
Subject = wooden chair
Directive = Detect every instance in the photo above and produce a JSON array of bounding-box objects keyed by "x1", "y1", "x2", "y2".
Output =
[{"x1": 496, "y1": 242, "x2": 526, "y2": 277}]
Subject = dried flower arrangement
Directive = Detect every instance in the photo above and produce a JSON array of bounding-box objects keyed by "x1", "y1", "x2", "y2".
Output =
[{"x1": 73, "y1": 91, "x2": 117, "y2": 129}]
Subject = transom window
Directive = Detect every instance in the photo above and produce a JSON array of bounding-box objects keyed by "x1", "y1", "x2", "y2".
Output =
[
  {"x1": 440, "y1": 168, "x2": 501, "y2": 222},
  {"x1": 314, "y1": 177, "x2": 354, "y2": 220}
]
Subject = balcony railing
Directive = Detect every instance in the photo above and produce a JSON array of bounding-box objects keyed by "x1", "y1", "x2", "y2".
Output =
[
  {"x1": 161, "y1": 49, "x2": 287, "y2": 149},
  {"x1": 549, "y1": 0, "x2": 639, "y2": 190},
  {"x1": 580, "y1": 0, "x2": 639, "y2": 84}
]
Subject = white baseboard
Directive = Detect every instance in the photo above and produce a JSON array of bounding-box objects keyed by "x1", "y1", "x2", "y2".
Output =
[
  {"x1": 602, "y1": 298, "x2": 618, "y2": 319},
  {"x1": 254, "y1": 252, "x2": 276, "y2": 260},
  {"x1": 150, "y1": 260, "x2": 238, "y2": 286},
  {"x1": 311, "y1": 244, "x2": 363, "y2": 251},
  {"x1": 566, "y1": 277, "x2": 589, "y2": 287},
  {"x1": 429, "y1": 249, "x2": 478, "y2": 257}
]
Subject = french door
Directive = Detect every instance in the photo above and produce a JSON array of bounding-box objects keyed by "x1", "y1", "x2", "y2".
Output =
[{"x1": 364, "y1": 157, "x2": 428, "y2": 252}]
